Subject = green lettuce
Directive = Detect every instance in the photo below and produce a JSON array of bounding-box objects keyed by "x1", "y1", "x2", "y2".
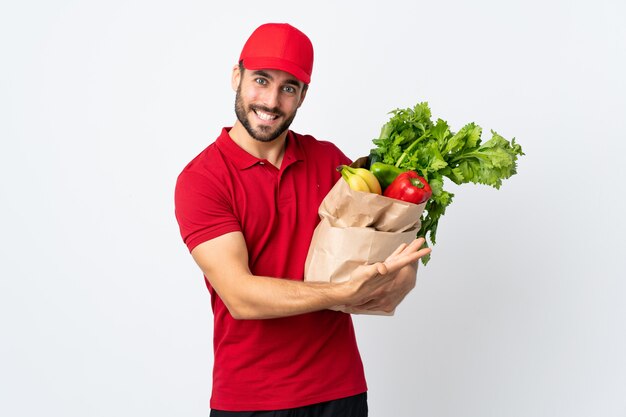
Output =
[{"x1": 370, "y1": 102, "x2": 524, "y2": 264}]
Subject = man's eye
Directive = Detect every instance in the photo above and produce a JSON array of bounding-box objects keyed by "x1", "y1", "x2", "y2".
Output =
[
  {"x1": 283, "y1": 86, "x2": 296, "y2": 93},
  {"x1": 255, "y1": 78, "x2": 267, "y2": 85}
]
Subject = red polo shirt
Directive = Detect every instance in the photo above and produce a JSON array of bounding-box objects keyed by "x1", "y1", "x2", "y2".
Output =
[{"x1": 174, "y1": 128, "x2": 367, "y2": 411}]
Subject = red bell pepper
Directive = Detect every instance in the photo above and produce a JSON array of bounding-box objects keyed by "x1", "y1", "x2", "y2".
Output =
[{"x1": 383, "y1": 171, "x2": 432, "y2": 204}]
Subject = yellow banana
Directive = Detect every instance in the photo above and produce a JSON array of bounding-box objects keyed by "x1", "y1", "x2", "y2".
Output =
[
  {"x1": 352, "y1": 167, "x2": 382, "y2": 195},
  {"x1": 340, "y1": 165, "x2": 382, "y2": 194},
  {"x1": 345, "y1": 173, "x2": 370, "y2": 192}
]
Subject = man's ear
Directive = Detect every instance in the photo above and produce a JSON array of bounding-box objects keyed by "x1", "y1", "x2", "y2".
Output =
[{"x1": 231, "y1": 65, "x2": 241, "y2": 91}]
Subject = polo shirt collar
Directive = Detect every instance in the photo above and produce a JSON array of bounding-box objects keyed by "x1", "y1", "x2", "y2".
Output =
[{"x1": 216, "y1": 127, "x2": 304, "y2": 170}]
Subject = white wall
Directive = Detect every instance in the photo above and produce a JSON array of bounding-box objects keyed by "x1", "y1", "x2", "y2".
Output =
[{"x1": 1, "y1": 1, "x2": 625, "y2": 416}]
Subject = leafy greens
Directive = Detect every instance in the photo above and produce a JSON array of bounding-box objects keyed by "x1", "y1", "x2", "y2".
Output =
[{"x1": 369, "y1": 102, "x2": 524, "y2": 263}]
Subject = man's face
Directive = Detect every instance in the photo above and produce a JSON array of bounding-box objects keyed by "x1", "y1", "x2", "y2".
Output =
[{"x1": 233, "y1": 67, "x2": 307, "y2": 143}]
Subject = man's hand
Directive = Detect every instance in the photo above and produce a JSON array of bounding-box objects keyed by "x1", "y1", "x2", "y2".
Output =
[{"x1": 342, "y1": 238, "x2": 430, "y2": 314}]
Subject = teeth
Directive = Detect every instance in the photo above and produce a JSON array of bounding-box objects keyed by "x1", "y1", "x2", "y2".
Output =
[{"x1": 255, "y1": 110, "x2": 277, "y2": 121}]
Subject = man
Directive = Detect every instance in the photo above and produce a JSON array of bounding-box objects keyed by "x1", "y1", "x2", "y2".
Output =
[{"x1": 175, "y1": 23, "x2": 430, "y2": 416}]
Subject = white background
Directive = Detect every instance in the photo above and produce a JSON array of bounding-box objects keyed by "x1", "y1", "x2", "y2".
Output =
[{"x1": 1, "y1": 1, "x2": 625, "y2": 416}]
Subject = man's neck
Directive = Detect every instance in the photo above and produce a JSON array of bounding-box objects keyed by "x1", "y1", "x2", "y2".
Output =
[{"x1": 229, "y1": 122, "x2": 288, "y2": 168}]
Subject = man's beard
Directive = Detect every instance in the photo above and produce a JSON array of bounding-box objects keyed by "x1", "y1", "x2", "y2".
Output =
[{"x1": 234, "y1": 86, "x2": 297, "y2": 143}]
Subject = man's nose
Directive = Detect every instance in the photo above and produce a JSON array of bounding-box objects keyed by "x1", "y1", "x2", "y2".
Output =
[{"x1": 261, "y1": 87, "x2": 281, "y2": 110}]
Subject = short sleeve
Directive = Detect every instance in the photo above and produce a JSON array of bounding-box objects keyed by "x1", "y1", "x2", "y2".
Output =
[{"x1": 174, "y1": 170, "x2": 241, "y2": 252}]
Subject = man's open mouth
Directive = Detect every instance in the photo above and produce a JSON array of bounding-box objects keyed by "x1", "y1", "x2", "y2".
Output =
[{"x1": 253, "y1": 108, "x2": 279, "y2": 121}]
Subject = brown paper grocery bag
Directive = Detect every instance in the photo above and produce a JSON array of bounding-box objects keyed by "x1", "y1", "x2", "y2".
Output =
[{"x1": 304, "y1": 178, "x2": 426, "y2": 315}]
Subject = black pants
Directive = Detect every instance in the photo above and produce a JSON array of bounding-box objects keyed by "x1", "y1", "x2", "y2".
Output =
[{"x1": 210, "y1": 392, "x2": 368, "y2": 417}]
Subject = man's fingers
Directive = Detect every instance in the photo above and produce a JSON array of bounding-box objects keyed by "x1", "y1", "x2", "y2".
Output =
[
  {"x1": 389, "y1": 238, "x2": 427, "y2": 259},
  {"x1": 358, "y1": 238, "x2": 429, "y2": 281},
  {"x1": 404, "y1": 237, "x2": 427, "y2": 253},
  {"x1": 375, "y1": 262, "x2": 388, "y2": 276},
  {"x1": 389, "y1": 243, "x2": 408, "y2": 258},
  {"x1": 359, "y1": 262, "x2": 388, "y2": 278},
  {"x1": 386, "y1": 239, "x2": 425, "y2": 262},
  {"x1": 384, "y1": 247, "x2": 431, "y2": 273},
  {"x1": 381, "y1": 238, "x2": 430, "y2": 274}
]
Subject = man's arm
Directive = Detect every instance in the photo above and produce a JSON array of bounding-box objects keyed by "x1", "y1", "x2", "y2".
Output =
[{"x1": 190, "y1": 231, "x2": 430, "y2": 319}]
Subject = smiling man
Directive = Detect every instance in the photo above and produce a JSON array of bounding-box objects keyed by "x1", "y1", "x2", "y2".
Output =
[
  {"x1": 233, "y1": 66, "x2": 303, "y2": 143},
  {"x1": 174, "y1": 23, "x2": 430, "y2": 417}
]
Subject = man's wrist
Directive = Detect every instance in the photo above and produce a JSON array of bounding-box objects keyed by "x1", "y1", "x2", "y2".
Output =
[{"x1": 316, "y1": 279, "x2": 354, "y2": 309}]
